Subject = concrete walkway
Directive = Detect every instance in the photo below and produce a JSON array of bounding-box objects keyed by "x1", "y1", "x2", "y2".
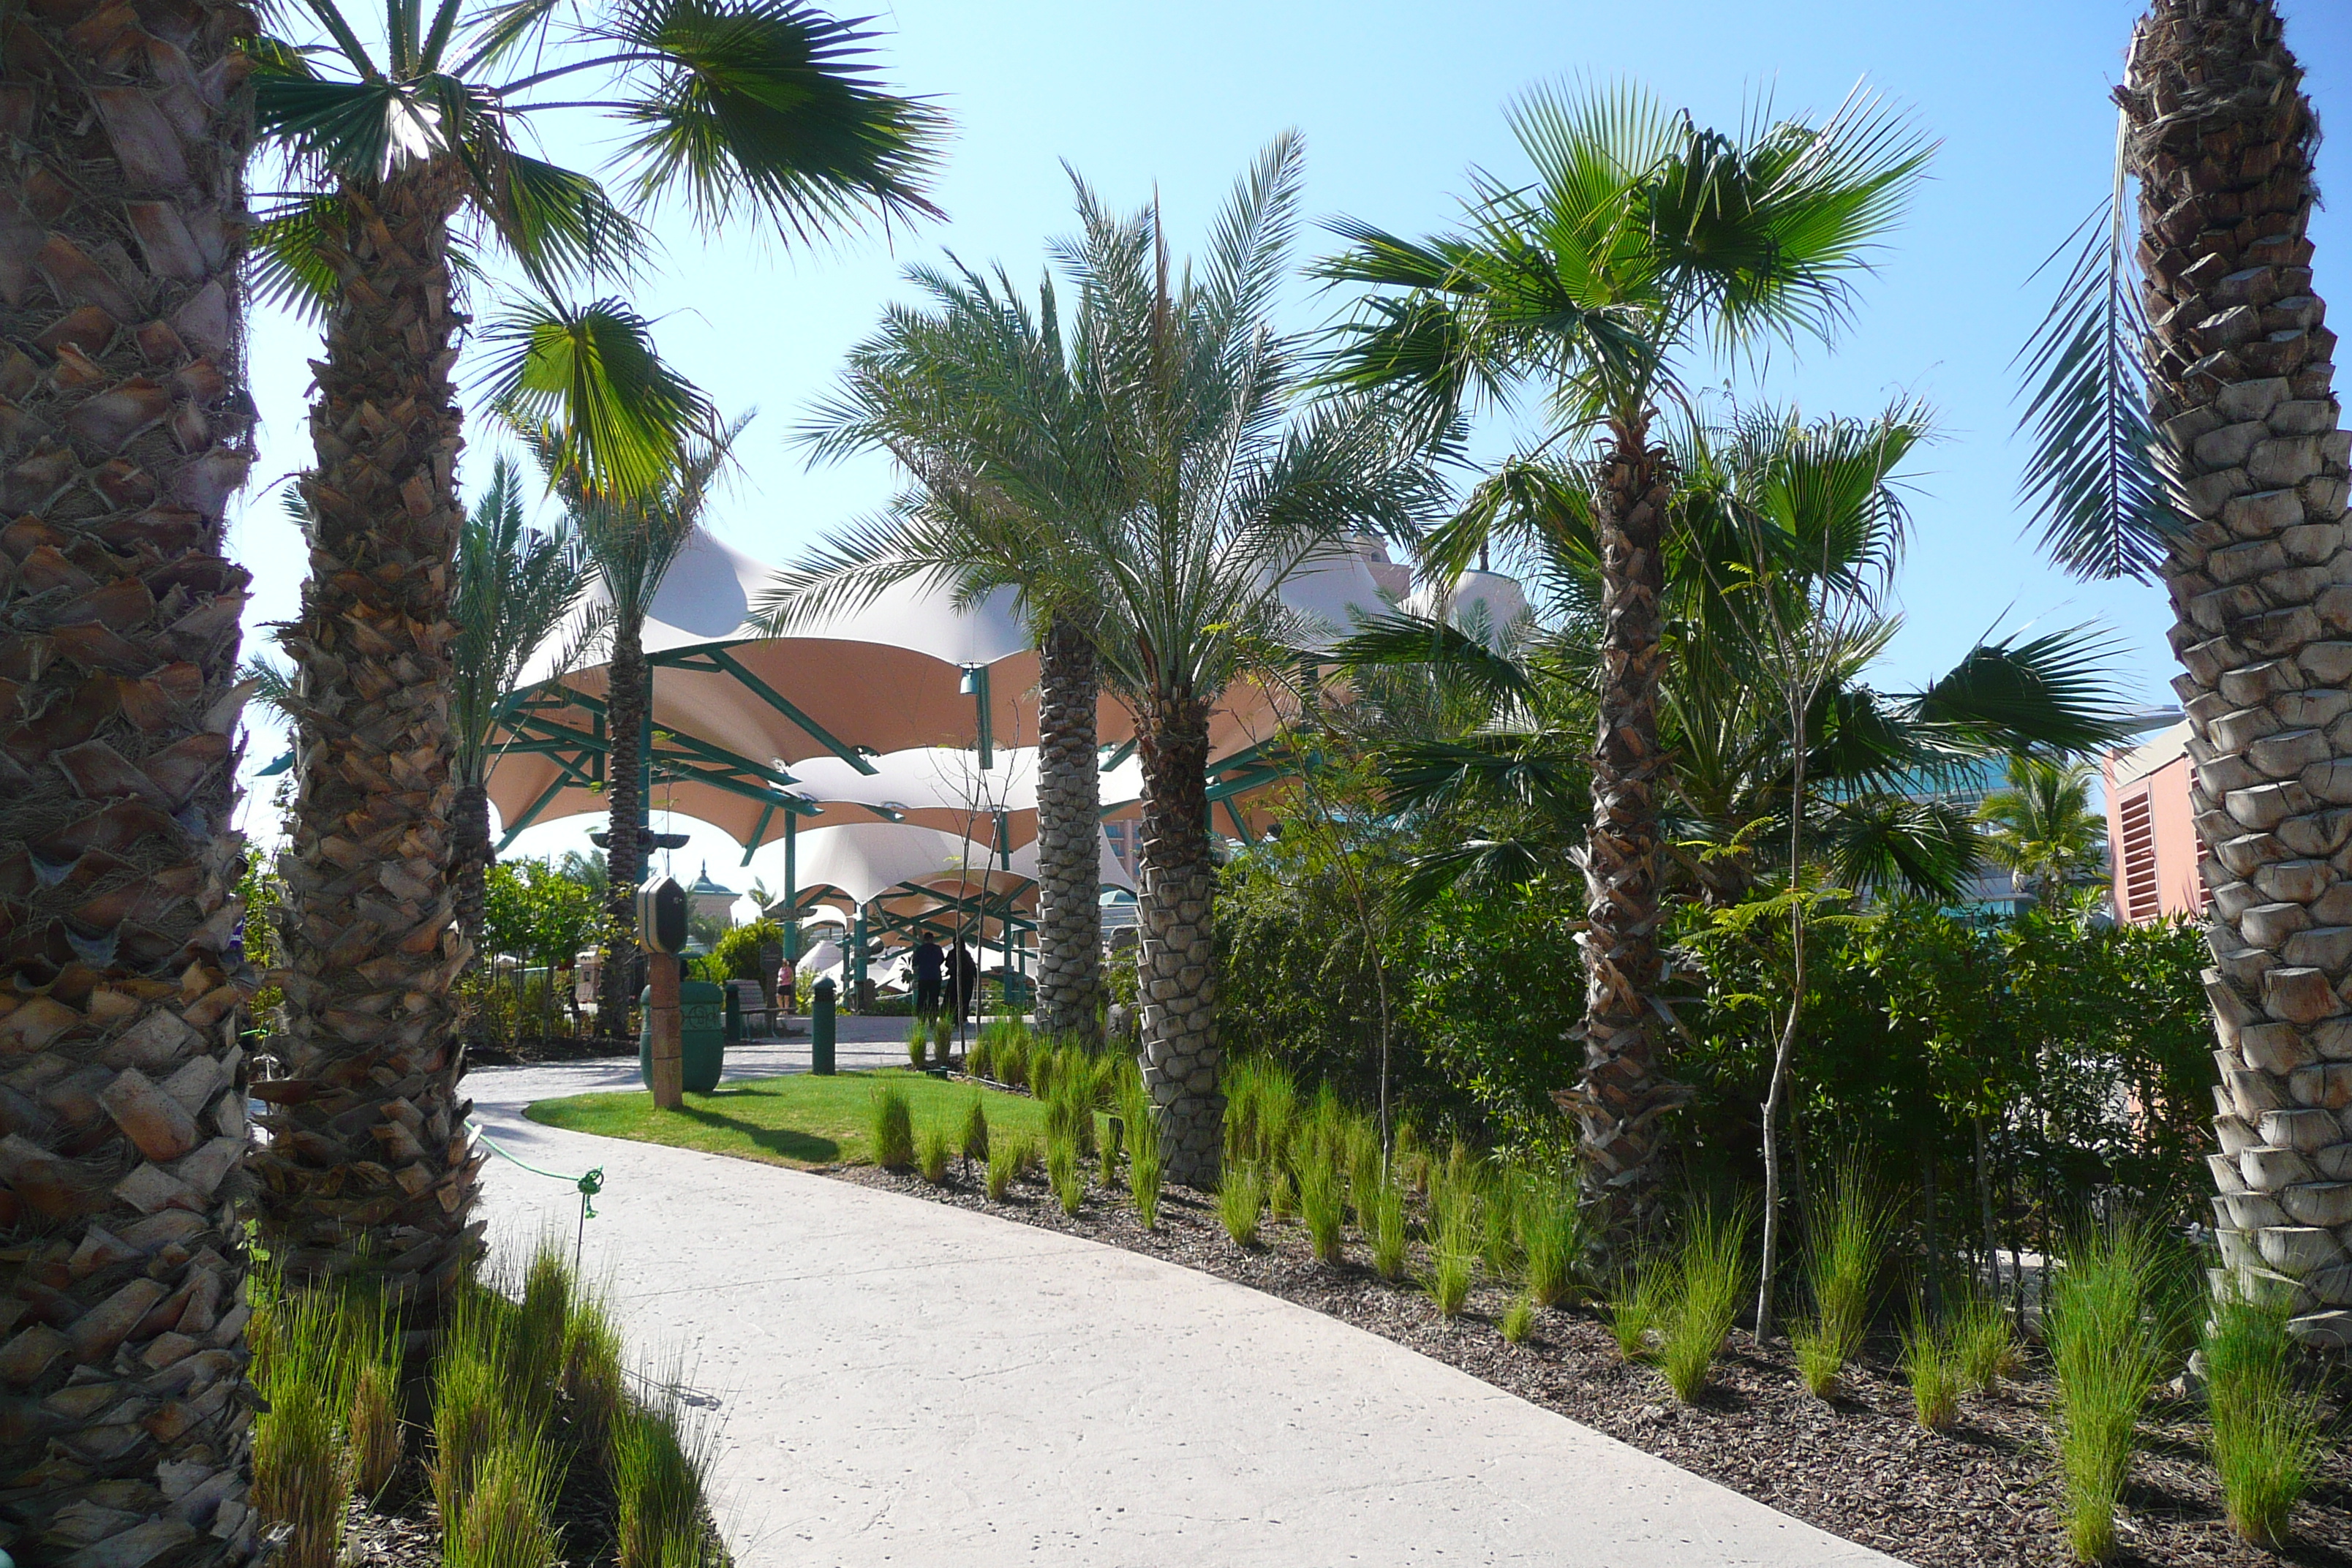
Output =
[{"x1": 469, "y1": 1056, "x2": 1907, "y2": 1568}]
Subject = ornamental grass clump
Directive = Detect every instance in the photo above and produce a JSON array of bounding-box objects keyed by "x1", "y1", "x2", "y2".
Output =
[
  {"x1": 2046, "y1": 1217, "x2": 2179, "y2": 1563},
  {"x1": 918, "y1": 1124, "x2": 953, "y2": 1185},
  {"x1": 343, "y1": 1287, "x2": 404, "y2": 1503},
  {"x1": 433, "y1": 1283, "x2": 514, "y2": 1536},
  {"x1": 1371, "y1": 1175, "x2": 1408, "y2": 1281},
  {"x1": 999, "y1": 1033, "x2": 1030, "y2": 1090},
  {"x1": 2204, "y1": 1289, "x2": 2323, "y2": 1548},
  {"x1": 1952, "y1": 1289, "x2": 2019, "y2": 1395},
  {"x1": 1218, "y1": 1161, "x2": 1266, "y2": 1246},
  {"x1": 613, "y1": 1368, "x2": 722, "y2": 1568},
  {"x1": 1297, "y1": 1132, "x2": 1346, "y2": 1263},
  {"x1": 1610, "y1": 1255, "x2": 1671, "y2": 1363},
  {"x1": 986, "y1": 1133, "x2": 1036, "y2": 1201},
  {"x1": 1659, "y1": 1202, "x2": 1752, "y2": 1403},
  {"x1": 1047, "y1": 1137, "x2": 1085, "y2": 1215},
  {"x1": 1517, "y1": 1171, "x2": 1582, "y2": 1308},
  {"x1": 1901, "y1": 1311, "x2": 1964, "y2": 1431},
  {"x1": 1124, "y1": 1093, "x2": 1164, "y2": 1229},
  {"x1": 960, "y1": 1096, "x2": 990, "y2": 1169},
  {"x1": 869, "y1": 1083, "x2": 915, "y2": 1169},
  {"x1": 1501, "y1": 1293, "x2": 1534, "y2": 1344},
  {"x1": 445, "y1": 1430, "x2": 559, "y2": 1568},
  {"x1": 1346, "y1": 1116, "x2": 1384, "y2": 1227},
  {"x1": 1790, "y1": 1159, "x2": 1895, "y2": 1399},
  {"x1": 562, "y1": 1291, "x2": 629, "y2": 1452},
  {"x1": 1425, "y1": 1180, "x2": 1478, "y2": 1319},
  {"x1": 904, "y1": 1019, "x2": 926, "y2": 1068},
  {"x1": 252, "y1": 1276, "x2": 355, "y2": 1568},
  {"x1": 510, "y1": 1238, "x2": 573, "y2": 1421}
]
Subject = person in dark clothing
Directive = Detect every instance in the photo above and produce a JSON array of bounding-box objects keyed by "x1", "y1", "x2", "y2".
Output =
[
  {"x1": 913, "y1": 936, "x2": 945, "y2": 1017},
  {"x1": 951, "y1": 942, "x2": 980, "y2": 1023}
]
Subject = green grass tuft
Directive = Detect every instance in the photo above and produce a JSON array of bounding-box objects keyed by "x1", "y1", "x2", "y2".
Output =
[
  {"x1": 1297, "y1": 1136, "x2": 1346, "y2": 1263},
  {"x1": 613, "y1": 1368, "x2": 721, "y2": 1568},
  {"x1": 251, "y1": 1275, "x2": 355, "y2": 1568},
  {"x1": 1371, "y1": 1175, "x2": 1408, "y2": 1281},
  {"x1": 445, "y1": 1429, "x2": 559, "y2": 1568},
  {"x1": 986, "y1": 1132, "x2": 1035, "y2": 1202},
  {"x1": 2205, "y1": 1289, "x2": 2323, "y2": 1549},
  {"x1": 1218, "y1": 1162, "x2": 1266, "y2": 1246},
  {"x1": 1952, "y1": 1289, "x2": 2019, "y2": 1395},
  {"x1": 869, "y1": 1084, "x2": 916, "y2": 1169},
  {"x1": 1901, "y1": 1312, "x2": 1964, "y2": 1430},
  {"x1": 917, "y1": 1124, "x2": 953, "y2": 1185},
  {"x1": 1425, "y1": 1181, "x2": 1478, "y2": 1319},
  {"x1": 1501, "y1": 1293, "x2": 1535, "y2": 1345},
  {"x1": 2045, "y1": 1216, "x2": 2182, "y2": 1563},
  {"x1": 1791, "y1": 1159, "x2": 1895, "y2": 1400},
  {"x1": 1517, "y1": 1170, "x2": 1581, "y2": 1308},
  {"x1": 1659, "y1": 1201, "x2": 1752, "y2": 1403},
  {"x1": 960, "y1": 1096, "x2": 990, "y2": 1164}
]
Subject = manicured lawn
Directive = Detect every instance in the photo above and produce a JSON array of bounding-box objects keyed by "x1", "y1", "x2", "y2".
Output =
[{"x1": 524, "y1": 1069, "x2": 1056, "y2": 1169}]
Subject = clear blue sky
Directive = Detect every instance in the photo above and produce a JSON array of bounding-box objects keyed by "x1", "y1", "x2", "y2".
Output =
[{"x1": 232, "y1": 0, "x2": 2352, "y2": 878}]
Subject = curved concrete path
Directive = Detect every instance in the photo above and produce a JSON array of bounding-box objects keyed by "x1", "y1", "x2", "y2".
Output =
[{"x1": 469, "y1": 1058, "x2": 1907, "y2": 1567}]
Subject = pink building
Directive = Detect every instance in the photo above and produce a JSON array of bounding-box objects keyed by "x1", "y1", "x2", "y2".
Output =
[{"x1": 2103, "y1": 720, "x2": 2207, "y2": 923}]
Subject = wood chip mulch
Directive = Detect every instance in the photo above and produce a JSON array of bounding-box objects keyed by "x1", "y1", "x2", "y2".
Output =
[{"x1": 832, "y1": 1159, "x2": 2352, "y2": 1568}]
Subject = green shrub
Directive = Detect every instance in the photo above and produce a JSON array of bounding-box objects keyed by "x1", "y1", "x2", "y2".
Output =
[
  {"x1": 2045, "y1": 1218, "x2": 2179, "y2": 1563},
  {"x1": 1501, "y1": 1293, "x2": 1534, "y2": 1344},
  {"x1": 918, "y1": 1125, "x2": 953, "y2": 1185},
  {"x1": 613, "y1": 1373, "x2": 720, "y2": 1568},
  {"x1": 1218, "y1": 1162, "x2": 1265, "y2": 1246},
  {"x1": 252, "y1": 1279, "x2": 354, "y2": 1568},
  {"x1": 2205, "y1": 1290, "x2": 2323, "y2": 1548},
  {"x1": 1660, "y1": 1202, "x2": 1752, "y2": 1403},
  {"x1": 870, "y1": 1084, "x2": 915, "y2": 1169},
  {"x1": 1902, "y1": 1312, "x2": 1963, "y2": 1430},
  {"x1": 960, "y1": 1096, "x2": 990, "y2": 1165},
  {"x1": 1516, "y1": 1170, "x2": 1581, "y2": 1308},
  {"x1": 1792, "y1": 1161, "x2": 1895, "y2": 1399},
  {"x1": 445, "y1": 1431, "x2": 558, "y2": 1568}
]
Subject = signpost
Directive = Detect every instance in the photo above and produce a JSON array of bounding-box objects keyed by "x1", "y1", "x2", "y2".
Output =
[{"x1": 636, "y1": 874, "x2": 688, "y2": 1109}]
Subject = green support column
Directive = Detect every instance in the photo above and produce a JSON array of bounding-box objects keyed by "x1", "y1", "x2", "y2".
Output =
[
  {"x1": 995, "y1": 810, "x2": 1014, "y2": 1013},
  {"x1": 852, "y1": 909, "x2": 868, "y2": 995},
  {"x1": 783, "y1": 810, "x2": 801, "y2": 962}
]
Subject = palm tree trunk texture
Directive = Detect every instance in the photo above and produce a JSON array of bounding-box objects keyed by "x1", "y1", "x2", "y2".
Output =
[
  {"x1": 1035, "y1": 611, "x2": 1103, "y2": 1044},
  {"x1": 600, "y1": 622, "x2": 645, "y2": 1036},
  {"x1": 1136, "y1": 687, "x2": 1222, "y2": 1186},
  {"x1": 250, "y1": 165, "x2": 483, "y2": 1312},
  {"x1": 453, "y1": 776, "x2": 490, "y2": 951},
  {"x1": 0, "y1": 3, "x2": 263, "y2": 1558},
  {"x1": 2125, "y1": 0, "x2": 2352, "y2": 1346},
  {"x1": 1567, "y1": 418, "x2": 1686, "y2": 1253}
]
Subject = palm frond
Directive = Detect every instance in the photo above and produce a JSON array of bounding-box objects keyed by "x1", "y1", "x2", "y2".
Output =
[
  {"x1": 480, "y1": 295, "x2": 714, "y2": 500},
  {"x1": 2012, "y1": 179, "x2": 2187, "y2": 581},
  {"x1": 1817, "y1": 794, "x2": 1978, "y2": 900},
  {"x1": 1907, "y1": 625, "x2": 2135, "y2": 757}
]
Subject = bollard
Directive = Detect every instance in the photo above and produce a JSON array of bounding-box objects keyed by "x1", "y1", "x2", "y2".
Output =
[{"x1": 812, "y1": 977, "x2": 837, "y2": 1076}]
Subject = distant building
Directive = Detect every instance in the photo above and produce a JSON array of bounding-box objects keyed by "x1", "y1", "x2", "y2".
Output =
[
  {"x1": 687, "y1": 862, "x2": 739, "y2": 927},
  {"x1": 2102, "y1": 720, "x2": 2206, "y2": 924}
]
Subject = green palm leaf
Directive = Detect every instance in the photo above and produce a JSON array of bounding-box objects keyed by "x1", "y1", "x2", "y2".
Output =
[{"x1": 480, "y1": 296, "x2": 715, "y2": 499}]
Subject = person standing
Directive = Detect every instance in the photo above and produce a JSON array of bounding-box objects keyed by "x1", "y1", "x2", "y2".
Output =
[
  {"x1": 913, "y1": 935, "x2": 945, "y2": 1019},
  {"x1": 953, "y1": 941, "x2": 981, "y2": 1025}
]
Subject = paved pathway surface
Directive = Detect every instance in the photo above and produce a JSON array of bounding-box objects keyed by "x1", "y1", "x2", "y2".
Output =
[{"x1": 470, "y1": 1051, "x2": 1907, "y2": 1568}]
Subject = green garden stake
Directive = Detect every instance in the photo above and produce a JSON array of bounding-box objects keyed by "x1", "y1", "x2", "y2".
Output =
[{"x1": 812, "y1": 977, "x2": 836, "y2": 1075}]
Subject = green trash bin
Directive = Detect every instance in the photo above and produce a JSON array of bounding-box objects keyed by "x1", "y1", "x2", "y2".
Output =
[{"x1": 641, "y1": 976, "x2": 726, "y2": 1094}]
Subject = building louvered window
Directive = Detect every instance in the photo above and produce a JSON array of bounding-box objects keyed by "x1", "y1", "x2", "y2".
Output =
[{"x1": 2118, "y1": 790, "x2": 2158, "y2": 921}]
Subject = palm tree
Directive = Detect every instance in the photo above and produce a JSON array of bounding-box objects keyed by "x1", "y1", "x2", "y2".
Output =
[
  {"x1": 0, "y1": 1, "x2": 267, "y2": 1559},
  {"x1": 1319, "y1": 82, "x2": 1932, "y2": 1242},
  {"x1": 1975, "y1": 758, "x2": 2107, "y2": 905},
  {"x1": 777, "y1": 138, "x2": 1441, "y2": 1183},
  {"x1": 452, "y1": 459, "x2": 602, "y2": 949},
  {"x1": 244, "y1": 0, "x2": 939, "y2": 1303},
  {"x1": 2016, "y1": 1, "x2": 2351, "y2": 1341},
  {"x1": 548, "y1": 421, "x2": 743, "y2": 1033},
  {"x1": 765, "y1": 260, "x2": 1128, "y2": 1046}
]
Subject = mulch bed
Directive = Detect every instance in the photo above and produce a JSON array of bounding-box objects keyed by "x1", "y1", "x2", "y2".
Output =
[{"x1": 832, "y1": 1158, "x2": 2352, "y2": 1568}]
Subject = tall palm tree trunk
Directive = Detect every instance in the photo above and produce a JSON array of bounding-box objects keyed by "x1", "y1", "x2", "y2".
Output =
[
  {"x1": 1036, "y1": 611, "x2": 1103, "y2": 1042},
  {"x1": 453, "y1": 777, "x2": 490, "y2": 951},
  {"x1": 0, "y1": 2, "x2": 264, "y2": 1556},
  {"x1": 1136, "y1": 686, "x2": 1221, "y2": 1186},
  {"x1": 252, "y1": 165, "x2": 482, "y2": 1310},
  {"x1": 2125, "y1": 0, "x2": 2352, "y2": 1345},
  {"x1": 1569, "y1": 415, "x2": 1686, "y2": 1252},
  {"x1": 600, "y1": 619, "x2": 647, "y2": 1034}
]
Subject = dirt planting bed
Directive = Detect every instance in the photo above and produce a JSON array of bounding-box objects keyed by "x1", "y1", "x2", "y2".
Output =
[{"x1": 835, "y1": 1161, "x2": 2352, "y2": 1568}]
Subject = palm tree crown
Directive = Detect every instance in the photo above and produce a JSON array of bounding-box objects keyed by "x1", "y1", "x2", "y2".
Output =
[{"x1": 1975, "y1": 757, "x2": 2109, "y2": 905}]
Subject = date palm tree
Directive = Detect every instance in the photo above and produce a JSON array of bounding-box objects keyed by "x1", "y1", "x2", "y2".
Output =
[
  {"x1": 764, "y1": 260, "x2": 1126, "y2": 1046},
  {"x1": 0, "y1": 0, "x2": 267, "y2": 1559},
  {"x1": 2014, "y1": 0, "x2": 2350, "y2": 1343},
  {"x1": 777, "y1": 137, "x2": 1441, "y2": 1183},
  {"x1": 244, "y1": 0, "x2": 940, "y2": 1303},
  {"x1": 452, "y1": 458, "x2": 601, "y2": 949},
  {"x1": 1975, "y1": 757, "x2": 2108, "y2": 905},
  {"x1": 1319, "y1": 81, "x2": 1931, "y2": 1243},
  {"x1": 543, "y1": 419, "x2": 743, "y2": 1032}
]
